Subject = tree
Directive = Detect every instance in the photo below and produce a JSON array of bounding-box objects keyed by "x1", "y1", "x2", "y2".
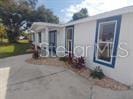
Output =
[
  {"x1": 72, "y1": 8, "x2": 89, "y2": 21},
  {"x1": 0, "y1": 24, "x2": 6, "y2": 43},
  {"x1": 0, "y1": 0, "x2": 59, "y2": 43},
  {"x1": 0, "y1": 0, "x2": 37, "y2": 43},
  {"x1": 30, "y1": 5, "x2": 59, "y2": 23}
]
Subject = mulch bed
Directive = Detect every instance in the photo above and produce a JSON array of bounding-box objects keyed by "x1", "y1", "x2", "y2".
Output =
[{"x1": 26, "y1": 58, "x2": 129, "y2": 91}]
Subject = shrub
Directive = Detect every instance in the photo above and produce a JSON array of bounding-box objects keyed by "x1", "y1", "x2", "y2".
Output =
[
  {"x1": 72, "y1": 56, "x2": 85, "y2": 69},
  {"x1": 31, "y1": 44, "x2": 35, "y2": 50},
  {"x1": 59, "y1": 56, "x2": 68, "y2": 62},
  {"x1": 90, "y1": 66, "x2": 105, "y2": 79},
  {"x1": 32, "y1": 50, "x2": 39, "y2": 59}
]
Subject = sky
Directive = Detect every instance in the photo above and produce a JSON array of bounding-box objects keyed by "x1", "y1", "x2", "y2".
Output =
[{"x1": 38, "y1": 0, "x2": 133, "y2": 23}]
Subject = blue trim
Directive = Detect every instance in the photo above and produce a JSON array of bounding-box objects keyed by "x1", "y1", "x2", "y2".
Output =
[
  {"x1": 93, "y1": 15, "x2": 122, "y2": 68},
  {"x1": 65, "y1": 25, "x2": 74, "y2": 54}
]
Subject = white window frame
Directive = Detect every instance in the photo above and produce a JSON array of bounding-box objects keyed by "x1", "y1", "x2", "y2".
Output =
[{"x1": 96, "y1": 20, "x2": 118, "y2": 64}]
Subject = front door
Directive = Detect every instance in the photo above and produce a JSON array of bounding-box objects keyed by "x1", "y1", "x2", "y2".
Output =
[{"x1": 49, "y1": 31, "x2": 57, "y2": 54}]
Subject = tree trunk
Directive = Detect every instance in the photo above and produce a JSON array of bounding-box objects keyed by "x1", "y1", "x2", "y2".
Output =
[
  {"x1": 7, "y1": 31, "x2": 18, "y2": 43},
  {"x1": 0, "y1": 38, "x2": 2, "y2": 44},
  {"x1": 0, "y1": 35, "x2": 2, "y2": 44}
]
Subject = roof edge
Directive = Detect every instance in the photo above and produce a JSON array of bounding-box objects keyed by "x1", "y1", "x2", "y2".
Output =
[{"x1": 64, "y1": 5, "x2": 133, "y2": 26}]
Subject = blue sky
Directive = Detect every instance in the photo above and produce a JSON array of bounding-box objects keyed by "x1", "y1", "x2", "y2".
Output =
[
  {"x1": 38, "y1": 0, "x2": 133, "y2": 23},
  {"x1": 38, "y1": 0, "x2": 82, "y2": 22}
]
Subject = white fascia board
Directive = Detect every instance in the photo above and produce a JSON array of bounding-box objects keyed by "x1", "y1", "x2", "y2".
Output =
[{"x1": 33, "y1": 22, "x2": 62, "y2": 27}]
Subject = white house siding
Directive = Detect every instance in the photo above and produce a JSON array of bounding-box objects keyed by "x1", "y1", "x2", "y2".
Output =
[
  {"x1": 35, "y1": 33, "x2": 39, "y2": 43},
  {"x1": 70, "y1": 13, "x2": 133, "y2": 85},
  {"x1": 41, "y1": 30, "x2": 46, "y2": 43},
  {"x1": 115, "y1": 13, "x2": 133, "y2": 85}
]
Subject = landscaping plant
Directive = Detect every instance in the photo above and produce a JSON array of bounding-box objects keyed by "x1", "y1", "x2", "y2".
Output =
[
  {"x1": 32, "y1": 50, "x2": 39, "y2": 59},
  {"x1": 90, "y1": 66, "x2": 105, "y2": 79},
  {"x1": 72, "y1": 56, "x2": 85, "y2": 69}
]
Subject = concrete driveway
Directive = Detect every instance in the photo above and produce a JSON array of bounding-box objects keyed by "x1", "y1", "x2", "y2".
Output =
[{"x1": 0, "y1": 54, "x2": 133, "y2": 99}]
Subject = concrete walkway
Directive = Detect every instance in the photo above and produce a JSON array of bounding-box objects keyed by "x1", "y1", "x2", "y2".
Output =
[{"x1": 0, "y1": 54, "x2": 133, "y2": 99}]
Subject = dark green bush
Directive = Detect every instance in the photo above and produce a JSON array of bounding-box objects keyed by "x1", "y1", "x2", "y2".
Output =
[{"x1": 90, "y1": 66, "x2": 105, "y2": 79}]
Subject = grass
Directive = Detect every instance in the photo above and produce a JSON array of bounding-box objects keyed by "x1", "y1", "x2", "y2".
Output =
[{"x1": 0, "y1": 39, "x2": 32, "y2": 58}]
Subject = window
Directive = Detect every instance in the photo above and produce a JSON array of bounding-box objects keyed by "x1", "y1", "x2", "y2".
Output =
[
  {"x1": 38, "y1": 32, "x2": 42, "y2": 43},
  {"x1": 94, "y1": 15, "x2": 122, "y2": 68},
  {"x1": 65, "y1": 26, "x2": 74, "y2": 53}
]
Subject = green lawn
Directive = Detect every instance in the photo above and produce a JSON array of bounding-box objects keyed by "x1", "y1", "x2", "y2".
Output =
[{"x1": 0, "y1": 40, "x2": 32, "y2": 58}]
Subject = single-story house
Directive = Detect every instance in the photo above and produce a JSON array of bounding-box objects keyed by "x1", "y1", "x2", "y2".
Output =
[{"x1": 30, "y1": 6, "x2": 133, "y2": 86}]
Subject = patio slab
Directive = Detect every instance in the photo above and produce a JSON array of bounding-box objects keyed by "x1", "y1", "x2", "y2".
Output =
[{"x1": 0, "y1": 54, "x2": 133, "y2": 99}]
